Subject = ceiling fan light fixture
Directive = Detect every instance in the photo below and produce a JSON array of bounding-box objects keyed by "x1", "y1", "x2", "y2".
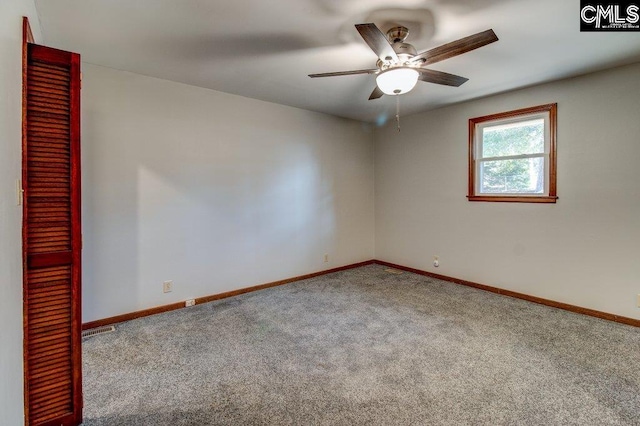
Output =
[{"x1": 376, "y1": 67, "x2": 419, "y2": 95}]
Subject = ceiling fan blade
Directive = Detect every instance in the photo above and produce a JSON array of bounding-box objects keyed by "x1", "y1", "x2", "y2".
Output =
[
  {"x1": 411, "y1": 29, "x2": 498, "y2": 66},
  {"x1": 308, "y1": 69, "x2": 378, "y2": 78},
  {"x1": 368, "y1": 86, "x2": 384, "y2": 100},
  {"x1": 418, "y1": 69, "x2": 469, "y2": 87},
  {"x1": 355, "y1": 23, "x2": 399, "y2": 62}
]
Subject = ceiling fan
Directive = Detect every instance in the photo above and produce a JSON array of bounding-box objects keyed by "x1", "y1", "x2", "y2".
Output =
[{"x1": 309, "y1": 23, "x2": 498, "y2": 100}]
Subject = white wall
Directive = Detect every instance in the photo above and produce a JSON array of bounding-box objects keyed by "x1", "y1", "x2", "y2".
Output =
[
  {"x1": 81, "y1": 64, "x2": 375, "y2": 322},
  {"x1": 0, "y1": 2, "x2": 41, "y2": 424},
  {"x1": 375, "y1": 62, "x2": 640, "y2": 320}
]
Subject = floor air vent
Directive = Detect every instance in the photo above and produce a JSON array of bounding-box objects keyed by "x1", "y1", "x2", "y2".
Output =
[
  {"x1": 385, "y1": 268, "x2": 404, "y2": 275},
  {"x1": 82, "y1": 325, "x2": 116, "y2": 339}
]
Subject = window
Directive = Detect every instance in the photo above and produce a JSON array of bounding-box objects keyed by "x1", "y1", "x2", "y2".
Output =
[{"x1": 468, "y1": 103, "x2": 557, "y2": 203}]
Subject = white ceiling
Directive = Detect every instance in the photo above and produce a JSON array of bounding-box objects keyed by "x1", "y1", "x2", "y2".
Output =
[{"x1": 35, "y1": 0, "x2": 640, "y2": 123}]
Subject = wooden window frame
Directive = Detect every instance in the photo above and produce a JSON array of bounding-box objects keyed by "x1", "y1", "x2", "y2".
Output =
[{"x1": 468, "y1": 103, "x2": 558, "y2": 203}]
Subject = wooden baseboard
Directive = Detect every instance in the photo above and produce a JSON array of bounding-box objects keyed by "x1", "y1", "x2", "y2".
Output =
[
  {"x1": 84, "y1": 259, "x2": 639, "y2": 330},
  {"x1": 82, "y1": 260, "x2": 375, "y2": 330},
  {"x1": 374, "y1": 260, "x2": 640, "y2": 328}
]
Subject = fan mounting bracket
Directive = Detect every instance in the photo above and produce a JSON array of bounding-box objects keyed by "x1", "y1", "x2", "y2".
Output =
[{"x1": 386, "y1": 26, "x2": 410, "y2": 43}]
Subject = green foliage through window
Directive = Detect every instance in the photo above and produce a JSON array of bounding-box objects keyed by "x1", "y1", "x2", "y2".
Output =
[
  {"x1": 479, "y1": 119, "x2": 545, "y2": 194},
  {"x1": 480, "y1": 158, "x2": 544, "y2": 193},
  {"x1": 482, "y1": 119, "x2": 544, "y2": 157}
]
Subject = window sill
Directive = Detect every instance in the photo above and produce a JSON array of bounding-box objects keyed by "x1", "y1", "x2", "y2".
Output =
[{"x1": 467, "y1": 195, "x2": 558, "y2": 203}]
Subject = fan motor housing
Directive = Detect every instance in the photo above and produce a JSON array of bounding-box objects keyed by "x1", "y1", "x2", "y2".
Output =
[{"x1": 392, "y1": 42, "x2": 417, "y2": 57}]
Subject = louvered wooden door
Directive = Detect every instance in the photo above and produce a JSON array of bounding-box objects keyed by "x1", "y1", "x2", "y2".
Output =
[{"x1": 23, "y1": 43, "x2": 82, "y2": 426}]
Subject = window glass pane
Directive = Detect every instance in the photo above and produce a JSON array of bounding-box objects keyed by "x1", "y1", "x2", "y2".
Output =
[
  {"x1": 482, "y1": 118, "x2": 544, "y2": 158},
  {"x1": 480, "y1": 157, "x2": 545, "y2": 194}
]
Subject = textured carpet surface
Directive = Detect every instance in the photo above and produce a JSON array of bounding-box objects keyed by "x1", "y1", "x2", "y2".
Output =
[{"x1": 82, "y1": 265, "x2": 640, "y2": 425}]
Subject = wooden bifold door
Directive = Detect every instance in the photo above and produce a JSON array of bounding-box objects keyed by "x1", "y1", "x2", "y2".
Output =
[{"x1": 23, "y1": 41, "x2": 83, "y2": 426}]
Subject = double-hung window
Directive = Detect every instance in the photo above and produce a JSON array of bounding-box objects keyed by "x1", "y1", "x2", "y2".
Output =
[{"x1": 468, "y1": 103, "x2": 557, "y2": 203}]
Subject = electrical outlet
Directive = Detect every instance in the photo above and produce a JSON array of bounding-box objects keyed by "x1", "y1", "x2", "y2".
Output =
[
  {"x1": 163, "y1": 280, "x2": 173, "y2": 293},
  {"x1": 637, "y1": 294, "x2": 640, "y2": 308},
  {"x1": 324, "y1": 254, "x2": 329, "y2": 263},
  {"x1": 433, "y1": 256, "x2": 440, "y2": 268},
  {"x1": 185, "y1": 299, "x2": 195, "y2": 307}
]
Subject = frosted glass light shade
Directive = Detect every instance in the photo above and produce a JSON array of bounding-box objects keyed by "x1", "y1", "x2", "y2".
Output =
[{"x1": 376, "y1": 68, "x2": 419, "y2": 95}]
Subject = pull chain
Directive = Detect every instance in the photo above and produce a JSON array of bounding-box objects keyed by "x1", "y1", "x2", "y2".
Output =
[{"x1": 395, "y1": 95, "x2": 401, "y2": 132}]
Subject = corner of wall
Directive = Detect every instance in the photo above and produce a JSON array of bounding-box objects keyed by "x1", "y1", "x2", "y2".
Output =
[{"x1": 0, "y1": 2, "x2": 42, "y2": 425}]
